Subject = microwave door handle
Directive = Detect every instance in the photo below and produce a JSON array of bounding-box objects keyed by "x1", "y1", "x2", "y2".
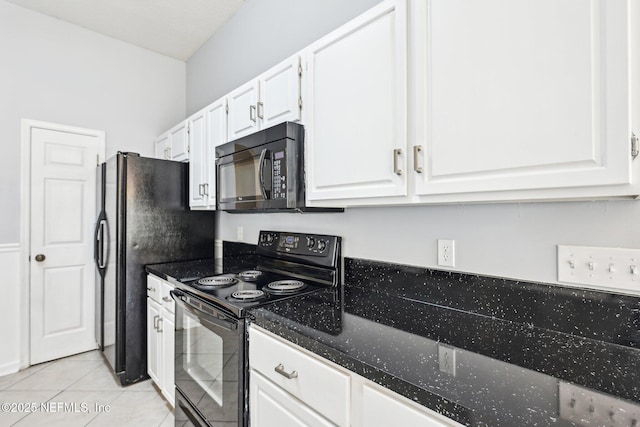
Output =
[{"x1": 258, "y1": 148, "x2": 268, "y2": 199}]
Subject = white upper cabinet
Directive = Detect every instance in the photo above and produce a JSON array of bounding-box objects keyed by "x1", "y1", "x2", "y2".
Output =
[
  {"x1": 188, "y1": 109, "x2": 207, "y2": 207},
  {"x1": 259, "y1": 55, "x2": 303, "y2": 128},
  {"x1": 412, "y1": 0, "x2": 635, "y2": 198},
  {"x1": 154, "y1": 133, "x2": 169, "y2": 160},
  {"x1": 205, "y1": 98, "x2": 227, "y2": 208},
  {"x1": 227, "y1": 79, "x2": 260, "y2": 141},
  {"x1": 188, "y1": 97, "x2": 227, "y2": 209},
  {"x1": 305, "y1": 0, "x2": 408, "y2": 203},
  {"x1": 168, "y1": 121, "x2": 189, "y2": 161},
  {"x1": 155, "y1": 121, "x2": 190, "y2": 162},
  {"x1": 227, "y1": 54, "x2": 303, "y2": 142}
]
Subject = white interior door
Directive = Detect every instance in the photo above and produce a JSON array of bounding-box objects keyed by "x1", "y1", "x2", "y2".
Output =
[{"x1": 30, "y1": 126, "x2": 103, "y2": 364}]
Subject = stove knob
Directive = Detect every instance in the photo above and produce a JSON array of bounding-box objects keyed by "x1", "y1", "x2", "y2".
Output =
[
  {"x1": 266, "y1": 234, "x2": 274, "y2": 244},
  {"x1": 306, "y1": 237, "x2": 315, "y2": 249},
  {"x1": 260, "y1": 234, "x2": 267, "y2": 244},
  {"x1": 317, "y1": 240, "x2": 327, "y2": 252}
]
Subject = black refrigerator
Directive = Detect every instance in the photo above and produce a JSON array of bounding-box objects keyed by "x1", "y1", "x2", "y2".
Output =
[{"x1": 94, "y1": 152, "x2": 215, "y2": 385}]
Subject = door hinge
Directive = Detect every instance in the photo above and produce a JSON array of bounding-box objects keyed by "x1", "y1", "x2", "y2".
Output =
[
  {"x1": 226, "y1": 104, "x2": 229, "y2": 114},
  {"x1": 298, "y1": 64, "x2": 303, "y2": 76},
  {"x1": 632, "y1": 132, "x2": 639, "y2": 159},
  {"x1": 298, "y1": 97, "x2": 303, "y2": 110}
]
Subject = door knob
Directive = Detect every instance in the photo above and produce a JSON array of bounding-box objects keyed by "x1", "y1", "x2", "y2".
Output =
[{"x1": 35, "y1": 254, "x2": 46, "y2": 262}]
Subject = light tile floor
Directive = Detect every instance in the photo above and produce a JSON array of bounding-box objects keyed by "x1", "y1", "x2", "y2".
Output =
[{"x1": 0, "y1": 350, "x2": 173, "y2": 426}]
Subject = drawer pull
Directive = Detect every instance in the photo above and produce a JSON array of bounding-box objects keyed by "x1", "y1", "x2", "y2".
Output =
[
  {"x1": 162, "y1": 296, "x2": 171, "y2": 302},
  {"x1": 275, "y1": 364, "x2": 298, "y2": 379}
]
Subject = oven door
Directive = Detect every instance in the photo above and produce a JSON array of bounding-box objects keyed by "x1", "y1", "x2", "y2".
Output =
[
  {"x1": 172, "y1": 289, "x2": 247, "y2": 427},
  {"x1": 217, "y1": 138, "x2": 292, "y2": 211}
]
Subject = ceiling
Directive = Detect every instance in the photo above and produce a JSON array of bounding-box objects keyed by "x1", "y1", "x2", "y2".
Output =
[{"x1": 5, "y1": 0, "x2": 245, "y2": 61}]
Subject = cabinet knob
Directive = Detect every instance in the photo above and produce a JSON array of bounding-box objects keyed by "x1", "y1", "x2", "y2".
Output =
[{"x1": 35, "y1": 254, "x2": 46, "y2": 262}]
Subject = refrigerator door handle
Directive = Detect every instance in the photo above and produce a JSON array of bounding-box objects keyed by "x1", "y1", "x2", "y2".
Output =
[
  {"x1": 94, "y1": 215, "x2": 103, "y2": 267},
  {"x1": 98, "y1": 220, "x2": 107, "y2": 269}
]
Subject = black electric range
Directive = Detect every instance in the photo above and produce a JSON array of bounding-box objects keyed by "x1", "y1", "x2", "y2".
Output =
[{"x1": 171, "y1": 230, "x2": 342, "y2": 427}]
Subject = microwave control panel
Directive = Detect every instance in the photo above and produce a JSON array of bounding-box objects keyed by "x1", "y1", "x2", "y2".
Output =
[{"x1": 271, "y1": 150, "x2": 286, "y2": 199}]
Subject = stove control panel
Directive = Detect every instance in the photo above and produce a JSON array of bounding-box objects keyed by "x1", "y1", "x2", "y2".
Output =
[{"x1": 258, "y1": 231, "x2": 340, "y2": 262}]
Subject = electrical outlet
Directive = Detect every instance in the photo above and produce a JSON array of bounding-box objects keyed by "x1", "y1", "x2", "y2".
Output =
[
  {"x1": 559, "y1": 381, "x2": 640, "y2": 427},
  {"x1": 438, "y1": 239, "x2": 455, "y2": 267},
  {"x1": 237, "y1": 226, "x2": 244, "y2": 241},
  {"x1": 438, "y1": 344, "x2": 456, "y2": 376},
  {"x1": 557, "y1": 245, "x2": 640, "y2": 294}
]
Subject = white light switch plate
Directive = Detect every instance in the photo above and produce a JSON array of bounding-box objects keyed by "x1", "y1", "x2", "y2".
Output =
[
  {"x1": 559, "y1": 381, "x2": 640, "y2": 427},
  {"x1": 557, "y1": 245, "x2": 640, "y2": 294}
]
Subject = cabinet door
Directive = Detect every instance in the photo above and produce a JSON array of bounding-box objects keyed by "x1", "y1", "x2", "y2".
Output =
[
  {"x1": 413, "y1": 0, "x2": 633, "y2": 196},
  {"x1": 228, "y1": 80, "x2": 260, "y2": 141},
  {"x1": 169, "y1": 121, "x2": 189, "y2": 162},
  {"x1": 259, "y1": 55, "x2": 302, "y2": 129},
  {"x1": 146, "y1": 298, "x2": 161, "y2": 385},
  {"x1": 154, "y1": 133, "x2": 168, "y2": 160},
  {"x1": 360, "y1": 383, "x2": 457, "y2": 427},
  {"x1": 188, "y1": 110, "x2": 207, "y2": 208},
  {"x1": 305, "y1": 0, "x2": 408, "y2": 202},
  {"x1": 250, "y1": 370, "x2": 335, "y2": 427},
  {"x1": 161, "y1": 311, "x2": 175, "y2": 407},
  {"x1": 205, "y1": 98, "x2": 228, "y2": 208}
]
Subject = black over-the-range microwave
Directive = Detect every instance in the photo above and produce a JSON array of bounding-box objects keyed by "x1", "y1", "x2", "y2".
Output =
[{"x1": 215, "y1": 122, "x2": 342, "y2": 213}]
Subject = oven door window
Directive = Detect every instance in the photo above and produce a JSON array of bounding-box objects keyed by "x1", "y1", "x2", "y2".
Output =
[
  {"x1": 175, "y1": 296, "x2": 244, "y2": 425},
  {"x1": 219, "y1": 150, "x2": 271, "y2": 203}
]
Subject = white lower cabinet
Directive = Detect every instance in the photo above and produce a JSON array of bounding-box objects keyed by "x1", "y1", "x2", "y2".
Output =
[
  {"x1": 250, "y1": 370, "x2": 336, "y2": 427},
  {"x1": 249, "y1": 325, "x2": 462, "y2": 427},
  {"x1": 146, "y1": 275, "x2": 175, "y2": 407}
]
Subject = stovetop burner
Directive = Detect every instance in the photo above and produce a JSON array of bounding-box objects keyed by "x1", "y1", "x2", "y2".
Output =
[
  {"x1": 230, "y1": 290, "x2": 266, "y2": 302},
  {"x1": 266, "y1": 280, "x2": 307, "y2": 294},
  {"x1": 237, "y1": 270, "x2": 263, "y2": 281},
  {"x1": 176, "y1": 231, "x2": 341, "y2": 317},
  {"x1": 196, "y1": 274, "x2": 237, "y2": 288}
]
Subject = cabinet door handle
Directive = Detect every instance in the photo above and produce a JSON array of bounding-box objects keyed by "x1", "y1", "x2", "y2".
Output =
[
  {"x1": 157, "y1": 317, "x2": 163, "y2": 333},
  {"x1": 204, "y1": 183, "x2": 209, "y2": 196},
  {"x1": 274, "y1": 364, "x2": 298, "y2": 379},
  {"x1": 257, "y1": 101, "x2": 264, "y2": 120},
  {"x1": 153, "y1": 314, "x2": 159, "y2": 330},
  {"x1": 198, "y1": 184, "x2": 203, "y2": 196},
  {"x1": 413, "y1": 145, "x2": 423, "y2": 173},
  {"x1": 162, "y1": 296, "x2": 171, "y2": 302},
  {"x1": 393, "y1": 148, "x2": 403, "y2": 175},
  {"x1": 250, "y1": 105, "x2": 257, "y2": 123}
]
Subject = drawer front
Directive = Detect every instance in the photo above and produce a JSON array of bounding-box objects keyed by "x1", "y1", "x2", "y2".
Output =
[
  {"x1": 159, "y1": 280, "x2": 175, "y2": 313},
  {"x1": 249, "y1": 326, "x2": 350, "y2": 427},
  {"x1": 146, "y1": 275, "x2": 160, "y2": 302}
]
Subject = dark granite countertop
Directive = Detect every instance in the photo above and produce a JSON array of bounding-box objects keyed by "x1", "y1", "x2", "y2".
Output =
[
  {"x1": 144, "y1": 243, "x2": 640, "y2": 426},
  {"x1": 250, "y1": 258, "x2": 640, "y2": 427}
]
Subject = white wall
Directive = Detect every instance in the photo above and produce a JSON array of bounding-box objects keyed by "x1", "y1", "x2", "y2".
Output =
[
  {"x1": 187, "y1": 0, "x2": 382, "y2": 114},
  {"x1": 0, "y1": 0, "x2": 186, "y2": 244},
  {"x1": 0, "y1": 0, "x2": 186, "y2": 374},
  {"x1": 188, "y1": 0, "x2": 640, "y2": 287}
]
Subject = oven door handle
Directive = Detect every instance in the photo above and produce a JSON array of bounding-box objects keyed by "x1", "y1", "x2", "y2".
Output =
[{"x1": 171, "y1": 290, "x2": 238, "y2": 332}]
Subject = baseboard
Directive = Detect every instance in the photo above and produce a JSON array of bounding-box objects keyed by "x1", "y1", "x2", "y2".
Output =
[{"x1": 0, "y1": 360, "x2": 20, "y2": 377}]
